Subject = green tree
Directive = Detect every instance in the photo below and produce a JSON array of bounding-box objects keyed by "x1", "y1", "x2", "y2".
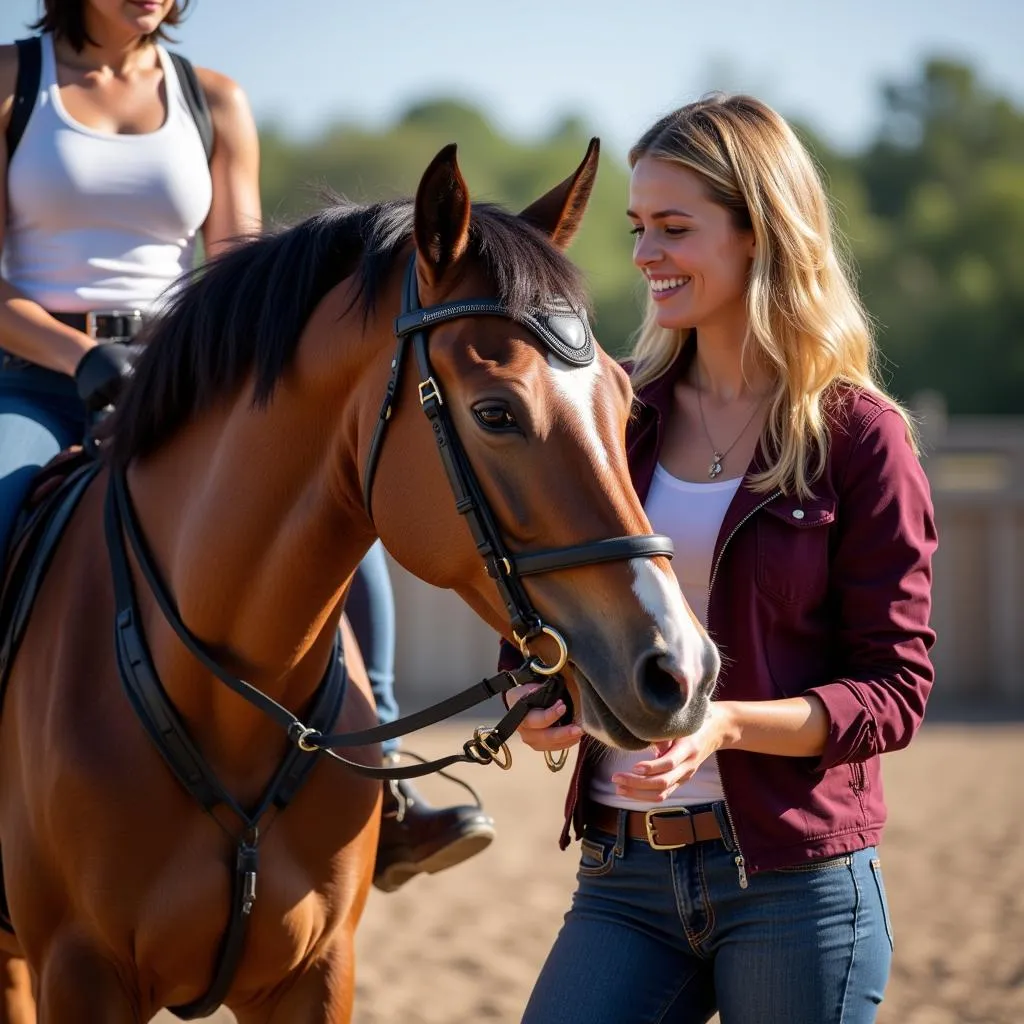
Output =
[{"x1": 850, "y1": 60, "x2": 1024, "y2": 412}]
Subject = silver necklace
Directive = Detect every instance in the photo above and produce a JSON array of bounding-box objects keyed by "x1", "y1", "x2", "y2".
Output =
[{"x1": 695, "y1": 383, "x2": 766, "y2": 479}]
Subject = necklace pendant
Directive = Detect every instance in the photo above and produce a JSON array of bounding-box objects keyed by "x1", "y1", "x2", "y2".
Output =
[{"x1": 708, "y1": 454, "x2": 724, "y2": 479}]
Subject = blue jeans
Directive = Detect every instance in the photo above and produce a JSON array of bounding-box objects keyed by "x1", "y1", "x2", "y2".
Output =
[
  {"x1": 0, "y1": 365, "x2": 86, "y2": 556},
  {"x1": 344, "y1": 539, "x2": 399, "y2": 755},
  {"x1": 0, "y1": 367, "x2": 399, "y2": 750},
  {"x1": 523, "y1": 804, "x2": 894, "y2": 1024}
]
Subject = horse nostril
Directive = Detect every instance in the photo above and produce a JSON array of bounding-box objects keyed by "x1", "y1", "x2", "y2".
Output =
[{"x1": 634, "y1": 651, "x2": 690, "y2": 715}]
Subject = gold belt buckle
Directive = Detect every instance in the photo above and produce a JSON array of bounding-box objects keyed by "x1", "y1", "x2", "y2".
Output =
[{"x1": 644, "y1": 807, "x2": 693, "y2": 850}]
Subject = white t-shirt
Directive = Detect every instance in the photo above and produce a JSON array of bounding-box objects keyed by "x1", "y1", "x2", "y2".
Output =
[{"x1": 588, "y1": 465, "x2": 742, "y2": 810}]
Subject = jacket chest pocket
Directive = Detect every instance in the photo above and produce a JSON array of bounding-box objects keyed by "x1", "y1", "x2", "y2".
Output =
[{"x1": 755, "y1": 498, "x2": 836, "y2": 606}]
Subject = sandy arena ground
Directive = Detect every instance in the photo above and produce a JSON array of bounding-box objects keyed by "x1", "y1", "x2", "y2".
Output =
[{"x1": 155, "y1": 721, "x2": 1024, "y2": 1024}]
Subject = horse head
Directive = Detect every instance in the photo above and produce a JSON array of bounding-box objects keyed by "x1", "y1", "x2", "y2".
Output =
[{"x1": 365, "y1": 143, "x2": 720, "y2": 748}]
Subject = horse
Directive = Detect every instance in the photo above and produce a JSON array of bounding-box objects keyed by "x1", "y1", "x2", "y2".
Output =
[{"x1": 0, "y1": 140, "x2": 719, "y2": 1022}]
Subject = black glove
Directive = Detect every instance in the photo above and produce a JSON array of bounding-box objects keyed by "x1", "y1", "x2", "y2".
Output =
[{"x1": 74, "y1": 343, "x2": 138, "y2": 413}]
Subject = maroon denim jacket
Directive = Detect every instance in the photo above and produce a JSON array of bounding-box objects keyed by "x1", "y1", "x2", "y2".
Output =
[{"x1": 503, "y1": 345, "x2": 938, "y2": 876}]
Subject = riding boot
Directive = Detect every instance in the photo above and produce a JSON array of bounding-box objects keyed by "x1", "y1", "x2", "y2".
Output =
[{"x1": 373, "y1": 753, "x2": 496, "y2": 893}]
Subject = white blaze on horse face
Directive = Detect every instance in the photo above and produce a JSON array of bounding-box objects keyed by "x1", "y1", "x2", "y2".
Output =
[
  {"x1": 545, "y1": 355, "x2": 609, "y2": 472},
  {"x1": 630, "y1": 557, "x2": 708, "y2": 693}
]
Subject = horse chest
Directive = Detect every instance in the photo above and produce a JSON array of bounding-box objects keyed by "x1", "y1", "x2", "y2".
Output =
[{"x1": 132, "y1": 845, "x2": 343, "y2": 989}]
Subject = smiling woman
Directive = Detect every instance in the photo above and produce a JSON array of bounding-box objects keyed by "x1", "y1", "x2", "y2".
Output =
[{"x1": 504, "y1": 93, "x2": 937, "y2": 1024}]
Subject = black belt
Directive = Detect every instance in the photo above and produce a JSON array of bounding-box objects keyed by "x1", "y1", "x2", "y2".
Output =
[
  {"x1": 1, "y1": 310, "x2": 148, "y2": 372},
  {"x1": 51, "y1": 309, "x2": 147, "y2": 341}
]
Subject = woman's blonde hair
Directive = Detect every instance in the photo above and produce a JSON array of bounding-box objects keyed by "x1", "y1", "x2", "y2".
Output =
[{"x1": 628, "y1": 93, "x2": 916, "y2": 498}]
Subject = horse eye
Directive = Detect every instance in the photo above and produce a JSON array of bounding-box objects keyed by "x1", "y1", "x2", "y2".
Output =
[{"x1": 473, "y1": 403, "x2": 518, "y2": 432}]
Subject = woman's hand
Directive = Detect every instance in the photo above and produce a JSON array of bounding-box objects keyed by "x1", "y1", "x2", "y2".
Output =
[
  {"x1": 612, "y1": 703, "x2": 732, "y2": 802},
  {"x1": 506, "y1": 683, "x2": 584, "y2": 755}
]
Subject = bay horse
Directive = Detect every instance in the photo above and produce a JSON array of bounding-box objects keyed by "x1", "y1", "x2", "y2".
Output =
[{"x1": 0, "y1": 141, "x2": 718, "y2": 1022}]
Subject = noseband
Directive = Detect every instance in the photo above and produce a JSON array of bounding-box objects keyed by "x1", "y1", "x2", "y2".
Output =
[{"x1": 363, "y1": 255, "x2": 674, "y2": 675}]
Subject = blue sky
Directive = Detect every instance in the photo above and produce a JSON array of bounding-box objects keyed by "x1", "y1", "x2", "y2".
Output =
[{"x1": 3, "y1": 0, "x2": 1021, "y2": 157}]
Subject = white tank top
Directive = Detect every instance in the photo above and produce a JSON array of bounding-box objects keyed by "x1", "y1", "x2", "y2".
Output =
[
  {"x1": 2, "y1": 33, "x2": 213, "y2": 314},
  {"x1": 589, "y1": 465, "x2": 743, "y2": 810}
]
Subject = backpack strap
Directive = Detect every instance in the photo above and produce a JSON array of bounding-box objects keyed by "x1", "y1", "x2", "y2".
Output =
[
  {"x1": 6, "y1": 36, "x2": 42, "y2": 162},
  {"x1": 167, "y1": 51, "x2": 214, "y2": 163}
]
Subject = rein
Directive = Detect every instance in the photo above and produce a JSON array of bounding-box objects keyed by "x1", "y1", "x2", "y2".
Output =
[{"x1": 106, "y1": 466, "x2": 558, "y2": 779}]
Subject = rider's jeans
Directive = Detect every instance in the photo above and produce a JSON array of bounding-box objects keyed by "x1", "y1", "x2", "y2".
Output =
[
  {"x1": 0, "y1": 365, "x2": 85, "y2": 556},
  {"x1": 0, "y1": 365, "x2": 399, "y2": 753},
  {"x1": 522, "y1": 805, "x2": 894, "y2": 1024},
  {"x1": 344, "y1": 539, "x2": 398, "y2": 755}
]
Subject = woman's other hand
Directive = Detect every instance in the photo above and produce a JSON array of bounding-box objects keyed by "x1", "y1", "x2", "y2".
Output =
[{"x1": 611, "y1": 703, "x2": 732, "y2": 802}]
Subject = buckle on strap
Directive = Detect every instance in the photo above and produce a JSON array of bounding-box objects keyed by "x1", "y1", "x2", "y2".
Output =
[
  {"x1": 418, "y1": 376, "x2": 443, "y2": 407},
  {"x1": 644, "y1": 807, "x2": 695, "y2": 850}
]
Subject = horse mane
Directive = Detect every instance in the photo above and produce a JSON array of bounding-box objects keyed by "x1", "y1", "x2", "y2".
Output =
[{"x1": 105, "y1": 198, "x2": 589, "y2": 465}]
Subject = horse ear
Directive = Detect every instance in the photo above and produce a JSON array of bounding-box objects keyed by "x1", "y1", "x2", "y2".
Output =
[
  {"x1": 519, "y1": 137, "x2": 600, "y2": 250},
  {"x1": 414, "y1": 144, "x2": 472, "y2": 288}
]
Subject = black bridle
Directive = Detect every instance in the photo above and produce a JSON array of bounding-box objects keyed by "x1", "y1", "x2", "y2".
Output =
[
  {"x1": 363, "y1": 255, "x2": 674, "y2": 676},
  {"x1": 105, "y1": 254, "x2": 675, "y2": 784}
]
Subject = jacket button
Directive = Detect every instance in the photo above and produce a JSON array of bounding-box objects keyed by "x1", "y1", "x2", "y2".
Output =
[{"x1": 792, "y1": 509, "x2": 805, "y2": 520}]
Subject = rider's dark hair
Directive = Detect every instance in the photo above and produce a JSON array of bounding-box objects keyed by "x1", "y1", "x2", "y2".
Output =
[{"x1": 30, "y1": 1, "x2": 193, "y2": 52}]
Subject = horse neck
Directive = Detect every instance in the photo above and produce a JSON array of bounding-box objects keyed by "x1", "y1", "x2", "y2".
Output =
[{"x1": 123, "y1": 285, "x2": 389, "y2": 758}]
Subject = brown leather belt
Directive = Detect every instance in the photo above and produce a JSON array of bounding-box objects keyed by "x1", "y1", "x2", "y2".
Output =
[{"x1": 584, "y1": 800, "x2": 723, "y2": 851}]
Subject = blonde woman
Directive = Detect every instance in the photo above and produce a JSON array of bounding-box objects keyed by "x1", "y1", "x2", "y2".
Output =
[{"x1": 507, "y1": 95, "x2": 937, "y2": 1023}]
